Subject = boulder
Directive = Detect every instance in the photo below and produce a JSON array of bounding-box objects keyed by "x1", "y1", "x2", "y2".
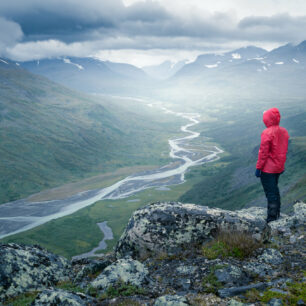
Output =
[
  {"x1": 214, "y1": 265, "x2": 250, "y2": 286},
  {"x1": 32, "y1": 289, "x2": 92, "y2": 305},
  {"x1": 154, "y1": 294, "x2": 189, "y2": 306},
  {"x1": 115, "y1": 202, "x2": 270, "y2": 258},
  {"x1": 257, "y1": 248, "x2": 283, "y2": 265},
  {"x1": 218, "y1": 282, "x2": 267, "y2": 298},
  {"x1": 0, "y1": 243, "x2": 70, "y2": 300},
  {"x1": 90, "y1": 258, "x2": 149, "y2": 291}
]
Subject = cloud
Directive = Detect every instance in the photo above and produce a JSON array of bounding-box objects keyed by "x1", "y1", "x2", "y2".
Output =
[
  {"x1": 0, "y1": 0, "x2": 306, "y2": 62},
  {"x1": 0, "y1": 17, "x2": 23, "y2": 56},
  {"x1": 238, "y1": 13, "x2": 306, "y2": 42}
]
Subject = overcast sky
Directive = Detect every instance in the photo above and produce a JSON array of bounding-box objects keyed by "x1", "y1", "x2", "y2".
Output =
[{"x1": 0, "y1": 0, "x2": 306, "y2": 66}]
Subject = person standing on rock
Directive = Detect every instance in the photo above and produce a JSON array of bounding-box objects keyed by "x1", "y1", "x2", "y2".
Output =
[{"x1": 255, "y1": 107, "x2": 289, "y2": 223}]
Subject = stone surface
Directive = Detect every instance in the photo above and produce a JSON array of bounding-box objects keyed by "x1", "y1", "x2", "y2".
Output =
[
  {"x1": 90, "y1": 258, "x2": 149, "y2": 291},
  {"x1": 218, "y1": 282, "x2": 267, "y2": 298},
  {"x1": 267, "y1": 298, "x2": 284, "y2": 306},
  {"x1": 227, "y1": 299, "x2": 247, "y2": 306},
  {"x1": 215, "y1": 265, "x2": 249, "y2": 286},
  {"x1": 257, "y1": 248, "x2": 283, "y2": 265},
  {"x1": 0, "y1": 243, "x2": 70, "y2": 300},
  {"x1": 73, "y1": 258, "x2": 112, "y2": 285},
  {"x1": 243, "y1": 261, "x2": 273, "y2": 278},
  {"x1": 32, "y1": 289, "x2": 91, "y2": 305},
  {"x1": 1, "y1": 202, "x2": 305, "y2": 305},
  {"x1": 154, "y1": 294, "x2": 189, "y2": 306},
  {"x1": 115, "y1": 202, "x2": 270, "y2": 258}
]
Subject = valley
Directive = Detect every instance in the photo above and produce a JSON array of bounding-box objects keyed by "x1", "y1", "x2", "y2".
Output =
[{"x1": 1, "y1": 40, "x2": 306, "y2": 260}]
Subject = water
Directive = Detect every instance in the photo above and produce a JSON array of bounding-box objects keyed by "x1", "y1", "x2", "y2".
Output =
[{"x1": 0, "y1": 103, "x2": 223, "y2": 239}]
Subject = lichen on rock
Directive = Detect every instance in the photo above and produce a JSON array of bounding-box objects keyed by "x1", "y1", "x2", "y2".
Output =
[
  {"x1": 154, "y1": 294, "x2": 189, "y2": 306},
  {"x1": 32, "y1": 289, "x2": 92, "y2": 305},
  {"x1": 115, "y1": 202, "x2": 270, "y2": 259},
  {"x1": 90, "y1": 258, "x2": 149, "y2": 291},
  {"x1": 0, "y1": 243, "x2": 70, "y2": 300}
]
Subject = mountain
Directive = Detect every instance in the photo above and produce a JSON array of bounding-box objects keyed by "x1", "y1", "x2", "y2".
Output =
[
  {"x1": 142, "y1": 60, "x2": 187, "y2": 80},
  {"x1": 173, "y1": 46, "x2": 267, "y2": 79},
  {"x1": 19, "y1": 57, "x2": 152, "y2": 95},
  {"x1": 0, "y1": 61, "x2": 180, "y2": 204},
  {"x1": 161, "y1": 41, "x2": 306, "y2": 103}
]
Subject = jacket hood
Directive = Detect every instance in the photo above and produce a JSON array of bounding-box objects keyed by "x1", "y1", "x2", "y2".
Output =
[{"x1": 263, "y1": 108, "x2": 281, "y2": 127}]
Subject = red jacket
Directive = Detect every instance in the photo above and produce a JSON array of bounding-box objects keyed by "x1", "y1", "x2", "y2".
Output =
[{"x1": 256, "y1": 108, "x2": 289, "y2": 173}]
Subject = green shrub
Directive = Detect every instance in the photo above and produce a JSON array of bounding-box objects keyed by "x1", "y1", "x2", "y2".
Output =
[
  {"x1": 55, "y1": 280, "x2": 85, "y2": 293},
  {"x1": 4, "y1": 291, "x2": 39, "y2": 306},
  {"x1": 201, "y1": 265, "x2": 227, "y2": 294},
  {"x1": 202, "y1": 230, "x2": 262, "y2": 259},
  {"x1": 100, "y1": 281, "x2": 146, "y2": 300}
]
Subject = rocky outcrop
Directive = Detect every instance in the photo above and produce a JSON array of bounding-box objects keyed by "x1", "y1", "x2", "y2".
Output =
[
  {"x1": 0, "y1": 243, "x2": 70, "y2": 300},
  {"x1": 154, "y1": 294, "x2": 189, "y2": 305},
  {"x1": 32, "y1": 289, "x2": 93, "y2": 305},
  {"x1": 115, "y1": 202, "x2": 270, "y2": 259},
  {"x1": 90, "y1": 258, "x2": 149, "y2": 291},
  {"x1": 1, "y1": 202, "x2": 305, "y2": 305}
]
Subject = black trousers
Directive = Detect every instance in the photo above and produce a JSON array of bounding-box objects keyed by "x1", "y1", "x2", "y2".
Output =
[{"x1": 260, "y1": 172, "x2": 281, "y2": 223}]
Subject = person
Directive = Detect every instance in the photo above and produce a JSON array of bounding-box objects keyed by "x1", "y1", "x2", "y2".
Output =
[{"x1": 255, "y1": 107, "x2": 289, "y2": 223}]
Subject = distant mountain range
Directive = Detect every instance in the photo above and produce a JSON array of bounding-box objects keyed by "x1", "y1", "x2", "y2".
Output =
[
  {"x1": 18, "y1": 57, "x2": 153, "y2": 95},
  {"x1": 1, "y1": 40, "x2": 304, "y2": 98},
  {"x1": 142, "y1": 60, "x2": 187, "y2": 80}
]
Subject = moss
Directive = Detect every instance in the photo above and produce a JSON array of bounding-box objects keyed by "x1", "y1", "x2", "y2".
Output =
[
  {"x1": 87, "y1": 285, "x2": 99, "y2": 297},
  {"x1": 100, "y1": 281, "x2": 147, "y2": 300},
  {"x1": 4, "y1": 291, "x2": 39, "y2": 306},
  {"x1": 244, "y1": 288, "x2": 261, "y2": 303},
  {"x1": 244, "y1": 279, "x2": 306, "y2": 305},
  {"x1": 201, "y1": 230, "x2": 262, "y2": 259},
  {"x1": 261, "y1": 290, "x2": 287, "y2": 303},
  {"x1": 113, "y1": 300, "x2": 142, "y2": 306},
  {"x1": 201, "y1": 265, "x2": 227, "y2": 294},
  {"x1": 286, "y1": 281, "x2": 306, "y2": 305},
  {"x1": 55, "y1": 280, "x2": 85, "y2": 293}
]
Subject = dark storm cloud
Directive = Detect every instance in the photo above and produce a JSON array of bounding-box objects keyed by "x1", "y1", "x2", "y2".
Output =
[
  {"x1": 239, "y1": 13, "x2": 306, "y2": 29},
  {"x1": 238, "y1": 13, "x2": 306, "y2": 42},
  {"x1": 0, "y1": 0, "x2": 171, "y2": 42},
  {"x1": 0, "y1": 0, "x2": 306, "y2": 61},
  {"x1": 0, "y1": 0, "x2": 124, "y2": 42}
]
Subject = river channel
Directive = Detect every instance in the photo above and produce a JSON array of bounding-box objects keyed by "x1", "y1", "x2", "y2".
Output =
[{"x1": 0, "y1": 103, "x2": 223, "y2": 239}]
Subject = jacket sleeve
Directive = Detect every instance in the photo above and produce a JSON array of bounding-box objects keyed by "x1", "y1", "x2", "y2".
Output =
[{"x1": 256, "y1": 130, "x2": 271, "y2": 170}]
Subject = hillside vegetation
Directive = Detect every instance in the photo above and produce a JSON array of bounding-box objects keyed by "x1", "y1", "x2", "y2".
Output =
[
  {"x1": 179, "y1": 98, "x2": 306, "y2": 212},
  {"x1": 0, "y1": 63, "x2": 183, "y2": 204}
]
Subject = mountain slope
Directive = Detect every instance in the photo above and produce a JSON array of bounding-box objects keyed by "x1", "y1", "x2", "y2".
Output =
[
  {"x1": 20, "y1": 57, "x2": 152, "y2": 95},
  {"x1": 164, "y1": 41, "x2": 306, "y2": 102},
  {"x1": 142, "y1": 60, "x2": 187, "y2": 80},
  {"x1": 0, "y1": 61, "x2": 181, "y2": 204}
]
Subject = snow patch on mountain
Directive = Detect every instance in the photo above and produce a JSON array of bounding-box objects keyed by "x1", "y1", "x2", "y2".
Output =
[
  {"x1": 205, "y1": 63, "x2": 218, "y2": 68},
  {"x1": 250, "y1": 57, "x2": 265, "y2": 61},
  {"x1": 275, "y1": 62, "x2": 284, "y2": 65},
  {"x1": 63, "y1": 58, "x2": 84, "y2": 70},
  {"x1": 0, "y1": 59, "x2": 8, "y2": 64},
  {"x1": 292, "y1": 58, "x2": 299, "y2": 64},
  {"x1": 232, "y1": 53, "x2": 241, "y2": 59}
]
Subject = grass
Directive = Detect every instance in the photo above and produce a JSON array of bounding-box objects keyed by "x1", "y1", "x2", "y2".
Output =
[
  {"x1": 179, "y1": 98, "x2": 306, "y2": 212},
  {"x1": 244, "y1": 280, "x2": 306, "y2": 305},
  {"x1": 0, "y1": 66, "x2": 186, "y2": 205},
  {"x1": 3, "y1": 291, "x2": 39, "y2": 306},
  {"x1": 1, "y1": 163, "x2": 207, "y2": 258},
  {"x1": 55, "y1": 280, "x2": 85, "y2": 293},
  {"x1": 100, "y1": 281, "x2": 147, "y2": 300},
  {"x1": 201, "y1": 230, "x2": 263, "y2": 260},
  {"x1": 201, "y1": 265, "x2": 227, "y2": 294}
]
